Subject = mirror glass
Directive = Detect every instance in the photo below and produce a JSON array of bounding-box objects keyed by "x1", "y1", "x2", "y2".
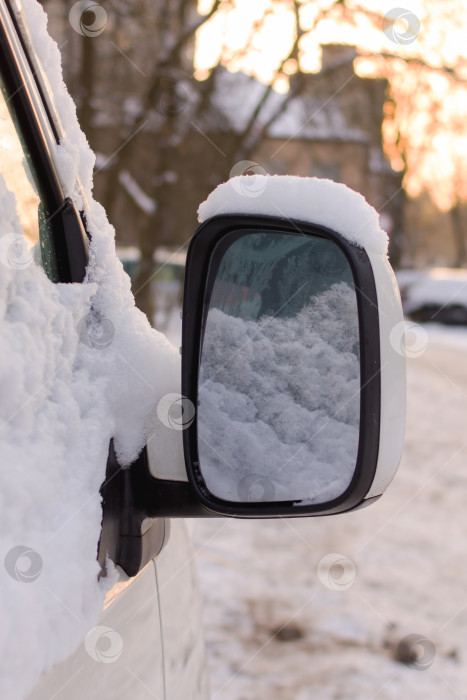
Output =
[{"x1": 197, "y1": 230, "x2": 361, "y2": 504}]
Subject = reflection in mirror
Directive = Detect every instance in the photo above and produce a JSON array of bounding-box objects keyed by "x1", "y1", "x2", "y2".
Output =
[{"x1": 197, "y1": 230, "x2": 361, "y2": 504}]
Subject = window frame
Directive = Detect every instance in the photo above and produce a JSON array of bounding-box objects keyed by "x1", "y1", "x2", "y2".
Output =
[{"x1": 0, "y1": 0, "x2": 88, "y2": 283}]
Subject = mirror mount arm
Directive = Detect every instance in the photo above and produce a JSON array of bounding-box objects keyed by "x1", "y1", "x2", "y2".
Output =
[
  {"x1": 97, "y1": 441, "x2": 209, "y2": 579},
  {"x1": 98, "y1": 441, "x2": 217, "y2": 575},
  {"x1": 128, "y1": 446, "x2": 218, "y2": 518}
]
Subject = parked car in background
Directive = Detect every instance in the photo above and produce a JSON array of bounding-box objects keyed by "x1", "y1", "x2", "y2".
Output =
[
  {"x1": 395, "y1": 268, "x2": 427, "y2": 302},
  {"x1": 402, "y1": 268, "x2": 467, "y2": 325}
]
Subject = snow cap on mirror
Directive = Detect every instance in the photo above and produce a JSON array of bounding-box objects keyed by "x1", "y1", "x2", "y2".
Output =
[{"x1": 198, "y1": 175, "x2": 389, "y2": 257}]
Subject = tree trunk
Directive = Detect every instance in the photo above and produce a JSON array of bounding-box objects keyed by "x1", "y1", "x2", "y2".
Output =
[
  {"x1": 451, "y1": 199, "x2": 465, "y2": 268},
  {"x1": 387, "y1": 185, "x2": 407, "y2": 269},
  {"x1": 76, "y1": 37, "x2": 95, "y2": 138},
  {"x1": 133, "y1": 249, "x2": 156, "y2": 324}
]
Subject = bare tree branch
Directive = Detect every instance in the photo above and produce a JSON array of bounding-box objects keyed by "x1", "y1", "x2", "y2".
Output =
[
  {"x1": 359, "y1": 51, "x2": 464, "y2": 82},
  {"x1": 161, "y1": 0, "x2": 224, "y2": 67}
]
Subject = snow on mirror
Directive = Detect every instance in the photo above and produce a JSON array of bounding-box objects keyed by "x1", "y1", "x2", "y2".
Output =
[{"x1": 198, "y1": 230, "x2": 361, "y2": 504}]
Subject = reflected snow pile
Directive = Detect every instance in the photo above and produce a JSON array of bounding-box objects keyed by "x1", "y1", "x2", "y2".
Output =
[{"x1": 198, "y1": 282, "x2": 361, "y2": 504}]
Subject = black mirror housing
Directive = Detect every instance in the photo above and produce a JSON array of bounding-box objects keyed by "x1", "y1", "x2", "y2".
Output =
[{"x1": 180, "y1": 213, "x2": 383, "y2": 517}]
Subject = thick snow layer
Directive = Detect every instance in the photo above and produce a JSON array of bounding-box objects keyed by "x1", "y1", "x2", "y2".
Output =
[
  {"x1": 198, "y1": 283, "x2": 360, "y2": 504},
  {"x1": 0, "y1": 2, "x2": 179, "y2": 699},
  {"x1": 198, "y1": 175, "x2": 389, "y2": 256}
]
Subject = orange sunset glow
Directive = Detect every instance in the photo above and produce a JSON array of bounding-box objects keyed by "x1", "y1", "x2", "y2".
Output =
[{"x1": 195, "y1": 0, "x2": 467, "y2": 211}]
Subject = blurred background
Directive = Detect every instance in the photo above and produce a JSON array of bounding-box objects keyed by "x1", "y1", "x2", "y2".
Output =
[
  {"x1": 43, "y1": 3, "x2": 467, "y2": 699},
  {"x1": 43, "y1": 0, "x2": 467, "y2": 333}
]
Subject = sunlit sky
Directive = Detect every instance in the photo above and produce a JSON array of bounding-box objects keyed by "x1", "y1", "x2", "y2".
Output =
[
  {"x1": 195, "y1": 0, "x2": 467, "y2": 210},
  {"x1": 0, "y1": 93, "x2": 39, "y2": 244}
]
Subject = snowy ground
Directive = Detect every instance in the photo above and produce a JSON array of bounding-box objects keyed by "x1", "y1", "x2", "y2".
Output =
[{"x1": 190, "y1": 322, "x2": 467, "y2": 700}]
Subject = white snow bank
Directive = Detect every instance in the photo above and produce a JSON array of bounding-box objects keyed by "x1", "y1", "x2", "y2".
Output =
[
  {"x1": 198, "y1": 175, "x2": 389, "y2": 256},
  {"x1": 415, "y1": 322, "x2": 467, "y2": 352},
  {"x1": 198, "y1": 282, "x2": 360, "y2": 504},
  {"x1": 0, "y1": 2, "x2": 179, "y2": 699}
]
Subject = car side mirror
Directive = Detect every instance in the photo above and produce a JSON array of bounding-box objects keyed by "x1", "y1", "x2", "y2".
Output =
[{"x1": 135, "y1": 177, "x2": 405, "y2": 519}]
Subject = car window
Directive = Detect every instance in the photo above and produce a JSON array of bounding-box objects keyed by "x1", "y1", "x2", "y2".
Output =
[{"x1": 0, "y1": 75, "x2": 57, "y2": 280}]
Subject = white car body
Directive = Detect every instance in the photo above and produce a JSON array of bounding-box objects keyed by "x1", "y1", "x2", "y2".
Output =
[{"x1": 27, "y1": 521, "x2": 209, "y2": 700}]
